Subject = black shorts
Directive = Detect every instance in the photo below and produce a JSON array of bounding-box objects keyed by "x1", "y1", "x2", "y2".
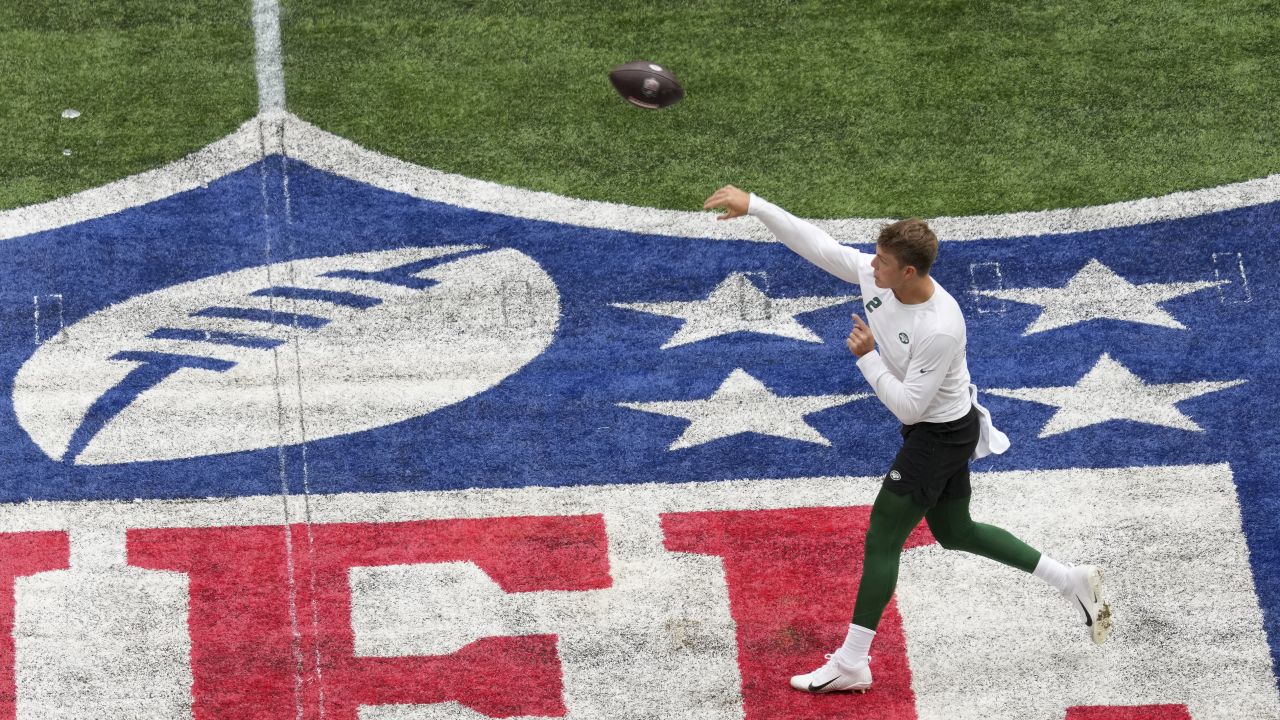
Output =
[{"x1": 883, "y1": 404, "x2": 980, "y2": 508}]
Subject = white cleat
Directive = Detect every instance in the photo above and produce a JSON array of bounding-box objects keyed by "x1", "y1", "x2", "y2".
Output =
[
  {"x1": 789, "y1": 653, "x2": 872, "y2": 693},
  {"x1": 1068, "y1": 565, "x2": 1113, "y2": 645}
]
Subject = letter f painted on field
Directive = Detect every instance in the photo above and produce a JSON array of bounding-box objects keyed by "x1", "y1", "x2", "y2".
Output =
[{"x1": 127, "y1": 516, "x2": 611, "y2": 719}]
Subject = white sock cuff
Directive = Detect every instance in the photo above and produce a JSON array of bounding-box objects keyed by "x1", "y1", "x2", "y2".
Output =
[
  {"x1": 836, "y1": 623, "x2": 876, "y2": 665},
  {"x1": 847, "y1": 623, "x2": 876, "y2": 640},
  {"x1": 1033, "y1": 555, "x2": 1072, "y2": 595}
]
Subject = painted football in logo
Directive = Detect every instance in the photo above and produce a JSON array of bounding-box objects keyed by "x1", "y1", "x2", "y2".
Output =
[{"x1": 13, "y1": 245, "x2": 560, "y2": 465}]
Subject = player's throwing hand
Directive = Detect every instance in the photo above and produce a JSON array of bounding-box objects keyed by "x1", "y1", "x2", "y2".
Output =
[
  {"x1": 703, "y1": 185, "x2": 750, "y2": 220},
  {"x1": 846, "y1": 313, "x2": 875, "y2": 358}
]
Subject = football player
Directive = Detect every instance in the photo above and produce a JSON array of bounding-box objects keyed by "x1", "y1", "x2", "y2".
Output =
[{"x1": 703, "y1": 185, "x2": 1112, "y2": 694}]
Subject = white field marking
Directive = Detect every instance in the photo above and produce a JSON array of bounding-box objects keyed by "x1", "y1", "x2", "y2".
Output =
[
  {"x1": 3, "y1": 464, "x2": 1278, "y2": 720},
  {"x1": 739, "y1": 270, "x2": 771, "y2": 320},
  {"x1": 32, "y1": 294, "x2": 67, "y2": 346},
  {"x1": 0, "y1": 116, "x2": 263, "y2": 242},
  {"x1": 1213, "y1": 251, "x2": 1253, "y2": 304},
  {"x1": 968, "y1": 261, "x2": 1008, "y2": 315},
  {"x1": 1, "y1": 109, "x2": 1279, "y2": 244},
  {"x1": 258, "y1": 109, "x2": 287, "y2": 169},
  {"x1": 15, "y1": 517, "x2": 193, "y2": 720},
  {"x1": 256, "y1": 109, "x2": 309, "y2": 720},
  {"x1": 281, "y1": 113, "x2": 1280, "y2": 242},
  {"x1": 279, "y1": 124, "x2": 331, "y2": 719},
  {"x1": 252, "y1": 0, "x2": 286, "y2": 112},
  {"x1": 12, "y1": 247, "x2": 558, "y2": 464}
]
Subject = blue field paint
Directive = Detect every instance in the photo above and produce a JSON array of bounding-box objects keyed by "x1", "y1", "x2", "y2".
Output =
[
  {"x1": 147, "y1": 327, "x2": 286, "y2": 349},
  {"x1": 248, "y1": 286, "x2": 383, "y2": 308},
  {"x1": 0, "y1": 158, "x2": 1277, "y2": 687},
  {"x1": 191, "y1": 305, "x2": 331, "y2": 329}
]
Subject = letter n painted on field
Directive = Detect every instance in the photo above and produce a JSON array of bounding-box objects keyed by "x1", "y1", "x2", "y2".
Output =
[
  {"x1": 662, "y1": 506, "x2": 934, "y2": 719},
  {"x1": 0, "y1": 531, "x2": 70, "y2": 720},
  {"x1": 128, "y1": 516, "x2": 611, "y2": 719}
]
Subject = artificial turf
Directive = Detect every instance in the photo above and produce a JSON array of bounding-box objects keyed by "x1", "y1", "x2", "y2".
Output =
[
  {"x1": 3, "y1": 1, "x2": 1275, "y2": 220},
  {"x1": 281, "y1": 0, "x2": 1280, "y2": 219},
  {"x1": 0, "y1": 0, "x2": 258, "y2": 211}
]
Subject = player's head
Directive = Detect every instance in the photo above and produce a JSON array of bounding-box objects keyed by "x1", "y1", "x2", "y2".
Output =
[{"x1": 872, "y1": 219, "x2": 937, "y2": 288}]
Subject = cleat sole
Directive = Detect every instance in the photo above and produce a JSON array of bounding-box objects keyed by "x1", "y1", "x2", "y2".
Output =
[{"x1": 1087, "y1": 566, "x2": 1113, "y2": 645}]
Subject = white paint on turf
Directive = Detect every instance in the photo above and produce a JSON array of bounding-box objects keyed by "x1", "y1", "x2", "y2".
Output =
[
  {"x1": 2, "y1": 111, "x2": 1279, "y2": 245},
  {"x1": 973, "y1": 258, "x2": 1229, "y2": 335},
  {"x1": 985, "y1": 354, "x2": 1247, "y2": 438},
  {"x1": 896, "y1": 466, "x2": 1277, "y2": 720},
  {"x1": 16, "y1": 565, "x2": 192, "y2": 719},
  {"x1": 252, "y1": 0, "x2": 286, "y2": 113},
  {"x1": 4, "y1": 464, "x2": 1277, "y2": 719},
  {"x1": 611, "y1": 272, "x2": 860, "y2": 348},
  {"x1": 0, "y1": 117, "x2": 262, "y2": 242},
  {"x1": 281, "y1": 113, "x2": 1280, "y2": 242},
  {"x1": 617, "y1": 368, "x2": 870, "y2": 449},
  {"x1": 0, "y1": 21, "x2": 1276, "y2": 713}
]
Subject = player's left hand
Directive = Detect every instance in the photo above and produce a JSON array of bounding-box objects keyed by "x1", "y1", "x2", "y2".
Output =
[{"x1": 846, "y1": 313, "x2": 875, "y2": 358}]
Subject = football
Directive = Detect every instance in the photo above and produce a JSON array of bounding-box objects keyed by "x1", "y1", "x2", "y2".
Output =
[{"x1": 608, "y1": 60, "x2": 684, "y2": 109}]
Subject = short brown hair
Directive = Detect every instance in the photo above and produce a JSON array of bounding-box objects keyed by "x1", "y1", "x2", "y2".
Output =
[{"x1": 876, "y1": 218, "x2": 938, "y2": 276}]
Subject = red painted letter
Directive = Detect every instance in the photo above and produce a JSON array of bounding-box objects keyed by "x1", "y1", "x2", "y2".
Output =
[
  {"x1": 662, "y1": 506, "x2": 934, "y2": 720},
  {"x1": 0, "y1": 531, "x2": 70, "y2": 720},
  {"x1": 1066, "y1": 706, "x2": 1193, "y2": 720},
  {"x1": 129, "y1": 515, "x2": 610, "y2": 719}
]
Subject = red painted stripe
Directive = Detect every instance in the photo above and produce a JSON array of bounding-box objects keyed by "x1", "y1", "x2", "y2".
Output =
[
  {"x1": 0, "y1": 531, "x2": 70, "y2": 720},
  {"x1": 663, "y1": 505, "x2": 935, "y2": 720}
]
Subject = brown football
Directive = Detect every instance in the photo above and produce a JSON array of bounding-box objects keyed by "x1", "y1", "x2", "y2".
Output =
[{"x1": 608, "y1": 60, "x2": 684, "y2": 109}]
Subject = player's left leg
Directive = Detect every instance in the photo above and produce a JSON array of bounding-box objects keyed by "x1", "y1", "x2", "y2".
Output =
[
  {"x1": 926, "y1": 493, "x2": 1113, "y2": 644},
  {"x1": 924, "y1": 494, "x2": 1039, "y2": 572}
]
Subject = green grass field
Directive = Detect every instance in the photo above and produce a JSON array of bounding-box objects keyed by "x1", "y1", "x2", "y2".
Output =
[
  {"x1": 0, "y1": 0, "x2": 256, "y2": 211},
  {"x1": 2, "y1": 0, "x2": 1276, "y2": 219},
  {"x1": 282, "y1": 0, "x2": 1280, "y2": 218}
]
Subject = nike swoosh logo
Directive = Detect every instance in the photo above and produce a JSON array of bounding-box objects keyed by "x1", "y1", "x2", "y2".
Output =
[
  {"x1": 1078, "y1": 597, "x2": 1093, "y2": 627},
  {"x1": 808, "y1": 676, "x2": 840, "y2": 691},
  {"x1": 919, "y1": 368, "x2": 930, "y2": 374}
]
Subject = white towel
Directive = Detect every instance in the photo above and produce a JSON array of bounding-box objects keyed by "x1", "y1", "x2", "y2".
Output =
[{"x1": 968, "y1": 383, "x2": 1010, "y2": 461}]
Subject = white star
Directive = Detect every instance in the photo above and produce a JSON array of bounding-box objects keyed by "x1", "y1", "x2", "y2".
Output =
[
  {"x1": 612, "y1": 273, "x2": 859, "y2": 349},
  {"x1": 975, "y1": 259, "x2": 1227, "y2": 335},
  {"x1": 986, "y1": 353, "x2": 1246, "y2": 438},
  {"x1": 617, "y1": 368, "x2": 869, "y2": 450}
]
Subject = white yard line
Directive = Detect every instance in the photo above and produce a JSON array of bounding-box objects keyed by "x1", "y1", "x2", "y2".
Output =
[
  {"x1": 252, "y1": 0, "x2": 287, "y2": 113},
  {"x1": 251, "y1": 3, "x2": 313, "y2": 712},
  {"x1": 250, "y1": 5, "x2": 322, "y2": 710},
  {"x1": 0, "y1": 0, "x2": 1274, "y2": 245}
]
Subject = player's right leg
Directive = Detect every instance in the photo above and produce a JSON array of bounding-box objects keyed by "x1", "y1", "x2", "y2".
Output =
[{"x1": 790, "y1": 485, "x2": 927, "y2": 693}]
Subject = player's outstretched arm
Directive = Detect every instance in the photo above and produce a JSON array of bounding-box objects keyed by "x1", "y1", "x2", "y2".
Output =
[{"x1": 703, "y1": 185, "x2": 867, "y2": 286}]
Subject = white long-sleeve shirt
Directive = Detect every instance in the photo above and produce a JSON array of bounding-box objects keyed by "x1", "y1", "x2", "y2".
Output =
[{"x1": 747, "y1": 193, "x2": 1010, "y2": 458}]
